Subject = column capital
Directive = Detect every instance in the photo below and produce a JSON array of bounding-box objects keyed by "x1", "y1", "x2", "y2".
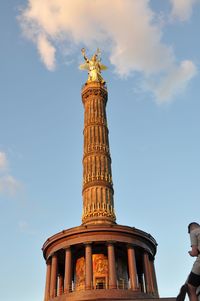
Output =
[
  {"x1": 106, "y1": 240, "x2": 116, "y2": 246},
  {"x1": 45, "y1": 258, "x2": 51, "y2": 264},
  {"x1": 49, "y1": 251, "x2": 58, "y2": 259},
  {"x1": 127, "y1": 243, "x2": 136, "y2": 249},
  {"x1": 64, "y1": 246, "x2": 71, "y2": 250},
  {"x1": 84, "y1": 241, "x2": 93, "y2": 246}
]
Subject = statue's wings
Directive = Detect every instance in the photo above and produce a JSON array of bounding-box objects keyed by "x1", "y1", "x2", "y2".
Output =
[
  {"x1": 79, "y1": 63, "x2": 89, "y2": 70},
  {"x1": 99, "y1": 63, "x2": 107, "y2": 71}
]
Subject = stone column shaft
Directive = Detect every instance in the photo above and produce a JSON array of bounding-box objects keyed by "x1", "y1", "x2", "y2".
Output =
[
  {"x1": 127, "y1": 245, "x2": 138, "y2": 290},
  {"x1": 144, "y1": 252, "x2": 154, "y2": 294},
  {"x1": 107, "y1": 242, "x2": 117, "y2": 289},
  {"x1": 81, "y1": 83, "x2": 116, "y2": 225},
  {"x1": 50, "y1": 254, "x2": 58, "y2": 298},
  {"x1": 150, "y1": 259, "x2": 159, "y2": 297},
  {"x1": 64, "y1": 247, "x2": 72, "y2": 293},
  {"x1": 44, "y1": 259, "x2": 51, "y2": 301},
  {"x1": 85, "y1": 243, "x2": 93, "y2": 290}
]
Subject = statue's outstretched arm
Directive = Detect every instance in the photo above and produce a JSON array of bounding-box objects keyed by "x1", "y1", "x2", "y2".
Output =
[{"x1": 81, "y1": 48, "x2": 89, "y2": 63}]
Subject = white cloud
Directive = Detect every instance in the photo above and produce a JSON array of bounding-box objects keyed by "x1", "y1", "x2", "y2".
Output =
[
  {"x1": 170, "y1": 0, "x2": 199, "y2": 21},
  {"x1": 18, "y1": 221, "x2": 36, "y2": 234},
  {"x1": 0, "y1": 152, "x2": 8, "y2": 171},
  {"x1": 37, "y1": 34, "x2": 56, "y2": 70},
  {"x1": 18, "y1": 0, "x2": 197, "y2": 103},
  {"x1": 0, "y1": 175, "x2": 21, "y2": 196},
  {"x1": 0, "y1": 151, "x2": 21, "y2": 197},
  {"x1": 150, "y1": 60, "x2": 197, "y2": 104}
]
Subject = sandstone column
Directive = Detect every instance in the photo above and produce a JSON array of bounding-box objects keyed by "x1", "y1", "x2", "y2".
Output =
[
  {"x1": 44, "y1": 259, "x2": 51, "y2": 301},
  {"x1": 50, "y1": 253, "x2": 58, "y2": 298},
  {"x1": 144, "y1": 252, "x2": 154, "y2": 294},
  {"x1": 64, "y1": 247, "x2": 72, "y2": 293},
  {"x1": 150, "y1": 259, "x2": 159, "y2": 297},
  {"x1": 107, "y1": 242, "x2": 117, "y2": 289},
  {"x1": 85, "y1": 243, "x2": 93, "y2": 290},
  {"x1": 127, "y1": 245, "x2": 138, "y2": 290}
]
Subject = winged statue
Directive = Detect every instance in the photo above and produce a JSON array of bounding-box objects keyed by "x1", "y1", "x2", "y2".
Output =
[{"x1": 79, "y1": 48, "x2": 107, "y2": 84}]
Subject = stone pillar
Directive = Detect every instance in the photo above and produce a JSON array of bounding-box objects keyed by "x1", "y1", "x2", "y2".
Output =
[
  {"x1": 150, "y1": 259, "x2": 159, "y2": 297},
  {"x1": 143, "y1": 252, "x2": 154, "y2": 294},
  {"x1": 50, "y1": 253, "x2": 58, "y2": 298},
  {"x1": 44, "y1": 259, "x2": 51, "y2": 301},
  {"x1": 64, "y1": 247, "x2": 72, "y2": 293},
  {"x1": 81, "y1": 83, "x2": 116, "y2": 225},
  {"x1": 58, "y1": 274, "x2": 64, "y2": 296},
  {"x1": 85, "y1": 243, "x2": 93, "y2": 290},
  {"x1": 107, "y1": 242, "x2": 117, "y2": 289},
  {"x1": 127, "y1": 245, "x2": 138, "y2": 290}
]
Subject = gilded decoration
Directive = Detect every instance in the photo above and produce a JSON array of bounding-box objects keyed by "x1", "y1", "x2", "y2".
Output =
[{"x1": 80, "y1": 48, "x2": 107, "y2": 84}]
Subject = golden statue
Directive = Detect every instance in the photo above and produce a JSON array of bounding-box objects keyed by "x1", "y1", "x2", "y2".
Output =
[{"x1": 80, "y1": 48, "x2": 107, "y2": 84}]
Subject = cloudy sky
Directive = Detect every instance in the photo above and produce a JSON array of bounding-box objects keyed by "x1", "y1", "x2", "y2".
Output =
[{"x1": 1, "y1": 1, "x2": 200, "y2": 300}]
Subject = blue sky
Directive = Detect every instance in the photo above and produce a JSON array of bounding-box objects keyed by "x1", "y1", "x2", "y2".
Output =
[{"x1": 0, "y1": 1, "x2": 200, "y2": 300}]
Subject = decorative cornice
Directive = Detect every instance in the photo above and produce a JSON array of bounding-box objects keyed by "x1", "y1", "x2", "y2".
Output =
[{"x1": 82, "y1": 85, "x2": 108, "y2": 105}]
